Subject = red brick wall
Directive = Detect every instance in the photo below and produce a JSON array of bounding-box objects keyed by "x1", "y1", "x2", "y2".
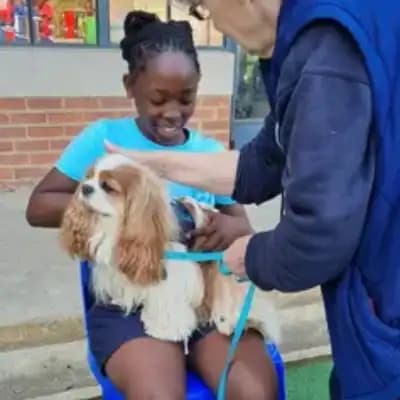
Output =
[{"x1": 0, "y1": 96, "x2": 231, "y2": 187}]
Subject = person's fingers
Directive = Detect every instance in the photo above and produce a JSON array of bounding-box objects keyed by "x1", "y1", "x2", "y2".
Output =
[
  {"x1": 195, "y1": 233, "x2": 225, "y2": 251},
  {"x1": 191, "y1": 235, "x2": 208, "y2": 250},
  {"x1": 104, "y1": 140, "x2": 137, "y2": 160},
  {"x1": 190, "y1": 214, "x2": 218, "y2": 237},
  {"x1": 104, "y1": 139, "x2": 123, "y2": 153},
  {"x1": 190, "y1": 224, "x2": 215, "y2": 237}
]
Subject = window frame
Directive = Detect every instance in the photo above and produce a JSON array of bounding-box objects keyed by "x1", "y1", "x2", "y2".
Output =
[{"x1": 0, "y1": 0, "x2": 231, "y2": 50}]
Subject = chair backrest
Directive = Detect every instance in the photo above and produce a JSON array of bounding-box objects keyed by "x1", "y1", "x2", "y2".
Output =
[{"x1": 79, "y1": 261, "x2": 93, "y2": 320}]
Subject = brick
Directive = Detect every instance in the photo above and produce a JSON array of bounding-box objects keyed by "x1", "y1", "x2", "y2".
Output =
[
  {"x1": 50, "y1": 138, "x2": 70, "y2": 151},
  {"x1": 0, "y1": 127, "x2": 26, "y2": 138},
  {"x1": 9, "y1": 113, "x2": 47, "y2": 124},
  {"x1": 99, "y1": 97, "x2": 133, "y2": 109},
  {"x1": 83, "y1": 111, "x2": 113, "y2": 122},
  {"x1": 210, "y1": 132, "x2": 230, "y2": 143},
  {"x1": 0, "y1": 167, "x2": 14, "y2": 180},
  {"x1": 30, "y1": 152, "x2": 59, "y2": 165},
  {"x1": 14, "y1": 167, "x2": 47, "y2": 180},
  {"x1": 15, "y1": 140, "x2": 49, "y2": 152},
  {"x1": 27, "y1": 126, "x2": 63, "y2": 138},
  {"x1": 200, "y1": 96, "x2": 229, "y2": 107},
  {"x1": 0, "y1": 98, "x2": 26, "y2": 110},
  {"x1": 64, "y1": 125, "x2": 85, "y2": 137},
  {"x1": 201, "y1": 120, "x2": 230, "y2": 131},
  {"x1": 193, "y1": 107, "x2": 217, "y2": 119},
  {"x1": 0, "y1": 141, "x2": 13, "y2": 152},
  {"x1": 26, "y1": 98, "x2": 63, "y2": 110},
  {"x1": 0, "y1": 114, "x2": 10, "y2": 124},
  {"x1": 187, "y1": 121, "x2": 200, "y2": 130},
  {"x1": 64, "y1": 97, "x2": 99, "y2": 109},
  {"x1": 217, "y1": 107, "x2": 231, "y2": 119},
  {"x1": 0, "y1": 153, "x2": 29, "y2": 165},
  {"x1": 111, "y1": 111, "x2": 132, "y2": 118},
  {"x1": 47, "y1": 112, "x2": 83, "y2": 124},
  {"x1": 0, "y1": 180, "x2": 17, "y2": 189}
]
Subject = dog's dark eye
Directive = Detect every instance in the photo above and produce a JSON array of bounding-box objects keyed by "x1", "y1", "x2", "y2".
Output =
[{"x1": 100, "y1": 181, "x2": 114, "y2": 193}]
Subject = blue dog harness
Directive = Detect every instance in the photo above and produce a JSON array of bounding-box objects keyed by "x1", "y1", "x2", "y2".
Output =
[{"x1": 164, "y1": 249, "x2": 256, "y2": 400}]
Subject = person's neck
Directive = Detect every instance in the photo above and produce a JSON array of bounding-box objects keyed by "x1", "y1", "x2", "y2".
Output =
[{"x1": 254, "y1": 0, "x2": 281, "y2": 58}]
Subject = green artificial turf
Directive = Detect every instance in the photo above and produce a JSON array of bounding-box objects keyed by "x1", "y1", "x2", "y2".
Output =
[{"x1": 286, "y1": 358, "x2": 332, "y2": 400}]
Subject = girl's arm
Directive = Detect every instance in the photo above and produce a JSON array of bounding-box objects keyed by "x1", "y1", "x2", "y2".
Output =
[
  {"x1": 27, "y1": 120, "x2": 106, "y2": 228},
  {"x1": 26, "y1": 168, "x2": 78, "y2": 228}
]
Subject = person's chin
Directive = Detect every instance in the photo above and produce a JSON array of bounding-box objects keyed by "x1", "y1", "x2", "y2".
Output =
[{"x1": 156, "y1": 127, "x2": 185, "y2": 144}]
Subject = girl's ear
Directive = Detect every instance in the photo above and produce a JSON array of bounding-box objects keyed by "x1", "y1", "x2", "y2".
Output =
[{"x1": 123, "y1": 74, "x2": 135, "y2": 98}]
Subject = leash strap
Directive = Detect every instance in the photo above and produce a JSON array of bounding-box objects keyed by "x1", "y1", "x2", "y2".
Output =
[
  {"x1": 217, "y1": 283, "x2": 256, "y2": 400},
  {"x1": 164, "y1": 249, "x2": 254, "y2": 400},
  {"x1": 164, "y1": 250, "x2": 233, "y2": 277}
]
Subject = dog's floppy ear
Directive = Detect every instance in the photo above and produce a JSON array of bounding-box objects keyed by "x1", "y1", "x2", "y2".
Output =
[
  {"x1": 114, "y1": 166, "x2": 172, "y2": 285},
  {"x1": 60, "y1": 190, "x2": 96, "y2": 261}
]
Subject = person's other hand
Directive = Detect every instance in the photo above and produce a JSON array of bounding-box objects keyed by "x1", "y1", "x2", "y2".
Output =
[
  {"x1": 190, "y1": 211, "x2": 253, "y2": 251},
  {"x1": 222, "y1": 234, "x2": 252, "y2": 278}
]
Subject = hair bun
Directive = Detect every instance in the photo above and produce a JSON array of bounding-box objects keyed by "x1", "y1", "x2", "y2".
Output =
[
  {"x1": 170, "y1": 20, "x2": 193, "y2": 35},
  {"x1": 123, "y1": 11, "x2": 160, "y2": 37}
]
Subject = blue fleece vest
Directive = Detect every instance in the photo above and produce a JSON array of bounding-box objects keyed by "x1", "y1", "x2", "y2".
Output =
[{"x1": 264, "y1": 1, "x2": 400, "y2": 399}]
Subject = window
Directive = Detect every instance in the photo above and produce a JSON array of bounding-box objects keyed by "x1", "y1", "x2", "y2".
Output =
[
  {"x1": 0, "y1": 0, "x2": 30, "y2": 44},
  {"x1": 234, "y1": 49, "x2": 270, "y2": 120},
  {"x1": 32, "y1": 0, "x2": 97, "y2": 45},
  {"x1": 109, "y1": 0, "x2": 166, "y2": 44},
  {"x1": 109, "y1": 0, "x2": 223, "y2": 46},
  {"x1": 169, "y1": 1, "x2": 223, "y2": 47},
  {"x1": 1, "y1": 0, "x2": 224, "y2": 47},
  {"x1": 0, "y1": 0, "x2": 97, "y2": 45}
]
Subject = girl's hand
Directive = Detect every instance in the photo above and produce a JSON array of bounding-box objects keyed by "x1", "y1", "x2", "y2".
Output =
[{"x1": 190, "y1": 211, "x2": 253, "y2": 251}]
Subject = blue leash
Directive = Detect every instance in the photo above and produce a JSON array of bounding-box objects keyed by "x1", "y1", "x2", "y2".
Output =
[{"x1": 164, "y1": 250, "x2": 255, "y2": 400}]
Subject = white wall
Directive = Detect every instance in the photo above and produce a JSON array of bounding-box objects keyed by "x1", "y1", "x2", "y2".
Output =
[{"x1": 0, "y1": 47, "x2": 235, "y2": 98}]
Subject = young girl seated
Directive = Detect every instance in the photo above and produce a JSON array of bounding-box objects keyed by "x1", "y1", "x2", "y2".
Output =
[{"x1": 26, "y1": 11, "x2": 278, "y2": 400}]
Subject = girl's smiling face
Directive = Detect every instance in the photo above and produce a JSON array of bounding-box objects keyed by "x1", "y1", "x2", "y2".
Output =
[{"x1": 124, "y1": 51, "x2": 200, "y2": 146}]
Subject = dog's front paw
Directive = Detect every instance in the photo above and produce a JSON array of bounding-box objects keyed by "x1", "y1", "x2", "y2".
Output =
[{"x1": 141, "y1": 305, "x2": 197, "y2": 342}]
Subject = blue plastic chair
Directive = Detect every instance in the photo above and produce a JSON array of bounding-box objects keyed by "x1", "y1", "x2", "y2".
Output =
[{"x1": 79, "y1": 261, "x2": 286, "y2": 399}]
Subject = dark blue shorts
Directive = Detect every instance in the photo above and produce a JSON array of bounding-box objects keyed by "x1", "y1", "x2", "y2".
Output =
[{"x1": 87, "y1": 303, "x2": 215, "y2": 374}]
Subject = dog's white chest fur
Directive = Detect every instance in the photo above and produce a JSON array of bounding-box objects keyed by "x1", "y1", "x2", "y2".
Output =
[{"x1": 90, "y1": 224, "x2": 204, "y2": 342}]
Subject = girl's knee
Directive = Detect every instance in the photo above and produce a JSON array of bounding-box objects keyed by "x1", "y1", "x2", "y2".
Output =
[
  {"x1": 228, "y1": 369, "x2": 278, "y2": 400},
  {"x1": 231, "y1": 383, "x2": 277, "y2": 400}
]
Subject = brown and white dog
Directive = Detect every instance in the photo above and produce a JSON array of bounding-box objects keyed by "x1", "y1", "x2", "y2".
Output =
[{"x1": 60, "y1": 154, "x2": 280, "y2": 344}]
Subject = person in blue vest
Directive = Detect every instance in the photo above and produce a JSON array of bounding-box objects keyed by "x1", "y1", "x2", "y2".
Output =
[{"x1": 107, "y1": 0, "x2": 400, "y2": 399}]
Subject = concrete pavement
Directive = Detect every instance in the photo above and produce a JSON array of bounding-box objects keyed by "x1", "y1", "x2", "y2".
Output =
[{"x1": 0, "y1": 187, "x2": 330, "y2": 399}]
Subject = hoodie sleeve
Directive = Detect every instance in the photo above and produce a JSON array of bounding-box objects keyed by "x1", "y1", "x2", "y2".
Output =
[
  {"x1": 244, "y1": 22, "x2": 375, "y2": 291},
  {"x1": 233, "y1": 113, "x2": 285, "y2": 204}
]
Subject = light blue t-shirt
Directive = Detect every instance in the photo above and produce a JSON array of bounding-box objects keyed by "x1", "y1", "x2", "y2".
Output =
[{"x1": 56, "y1": 117, "x2": 234, "y2": 207}]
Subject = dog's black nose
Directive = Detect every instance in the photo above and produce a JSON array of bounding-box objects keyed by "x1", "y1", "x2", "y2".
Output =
[{"x1": 81, "y1": 184, "x2": 94, "y2": 197}]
